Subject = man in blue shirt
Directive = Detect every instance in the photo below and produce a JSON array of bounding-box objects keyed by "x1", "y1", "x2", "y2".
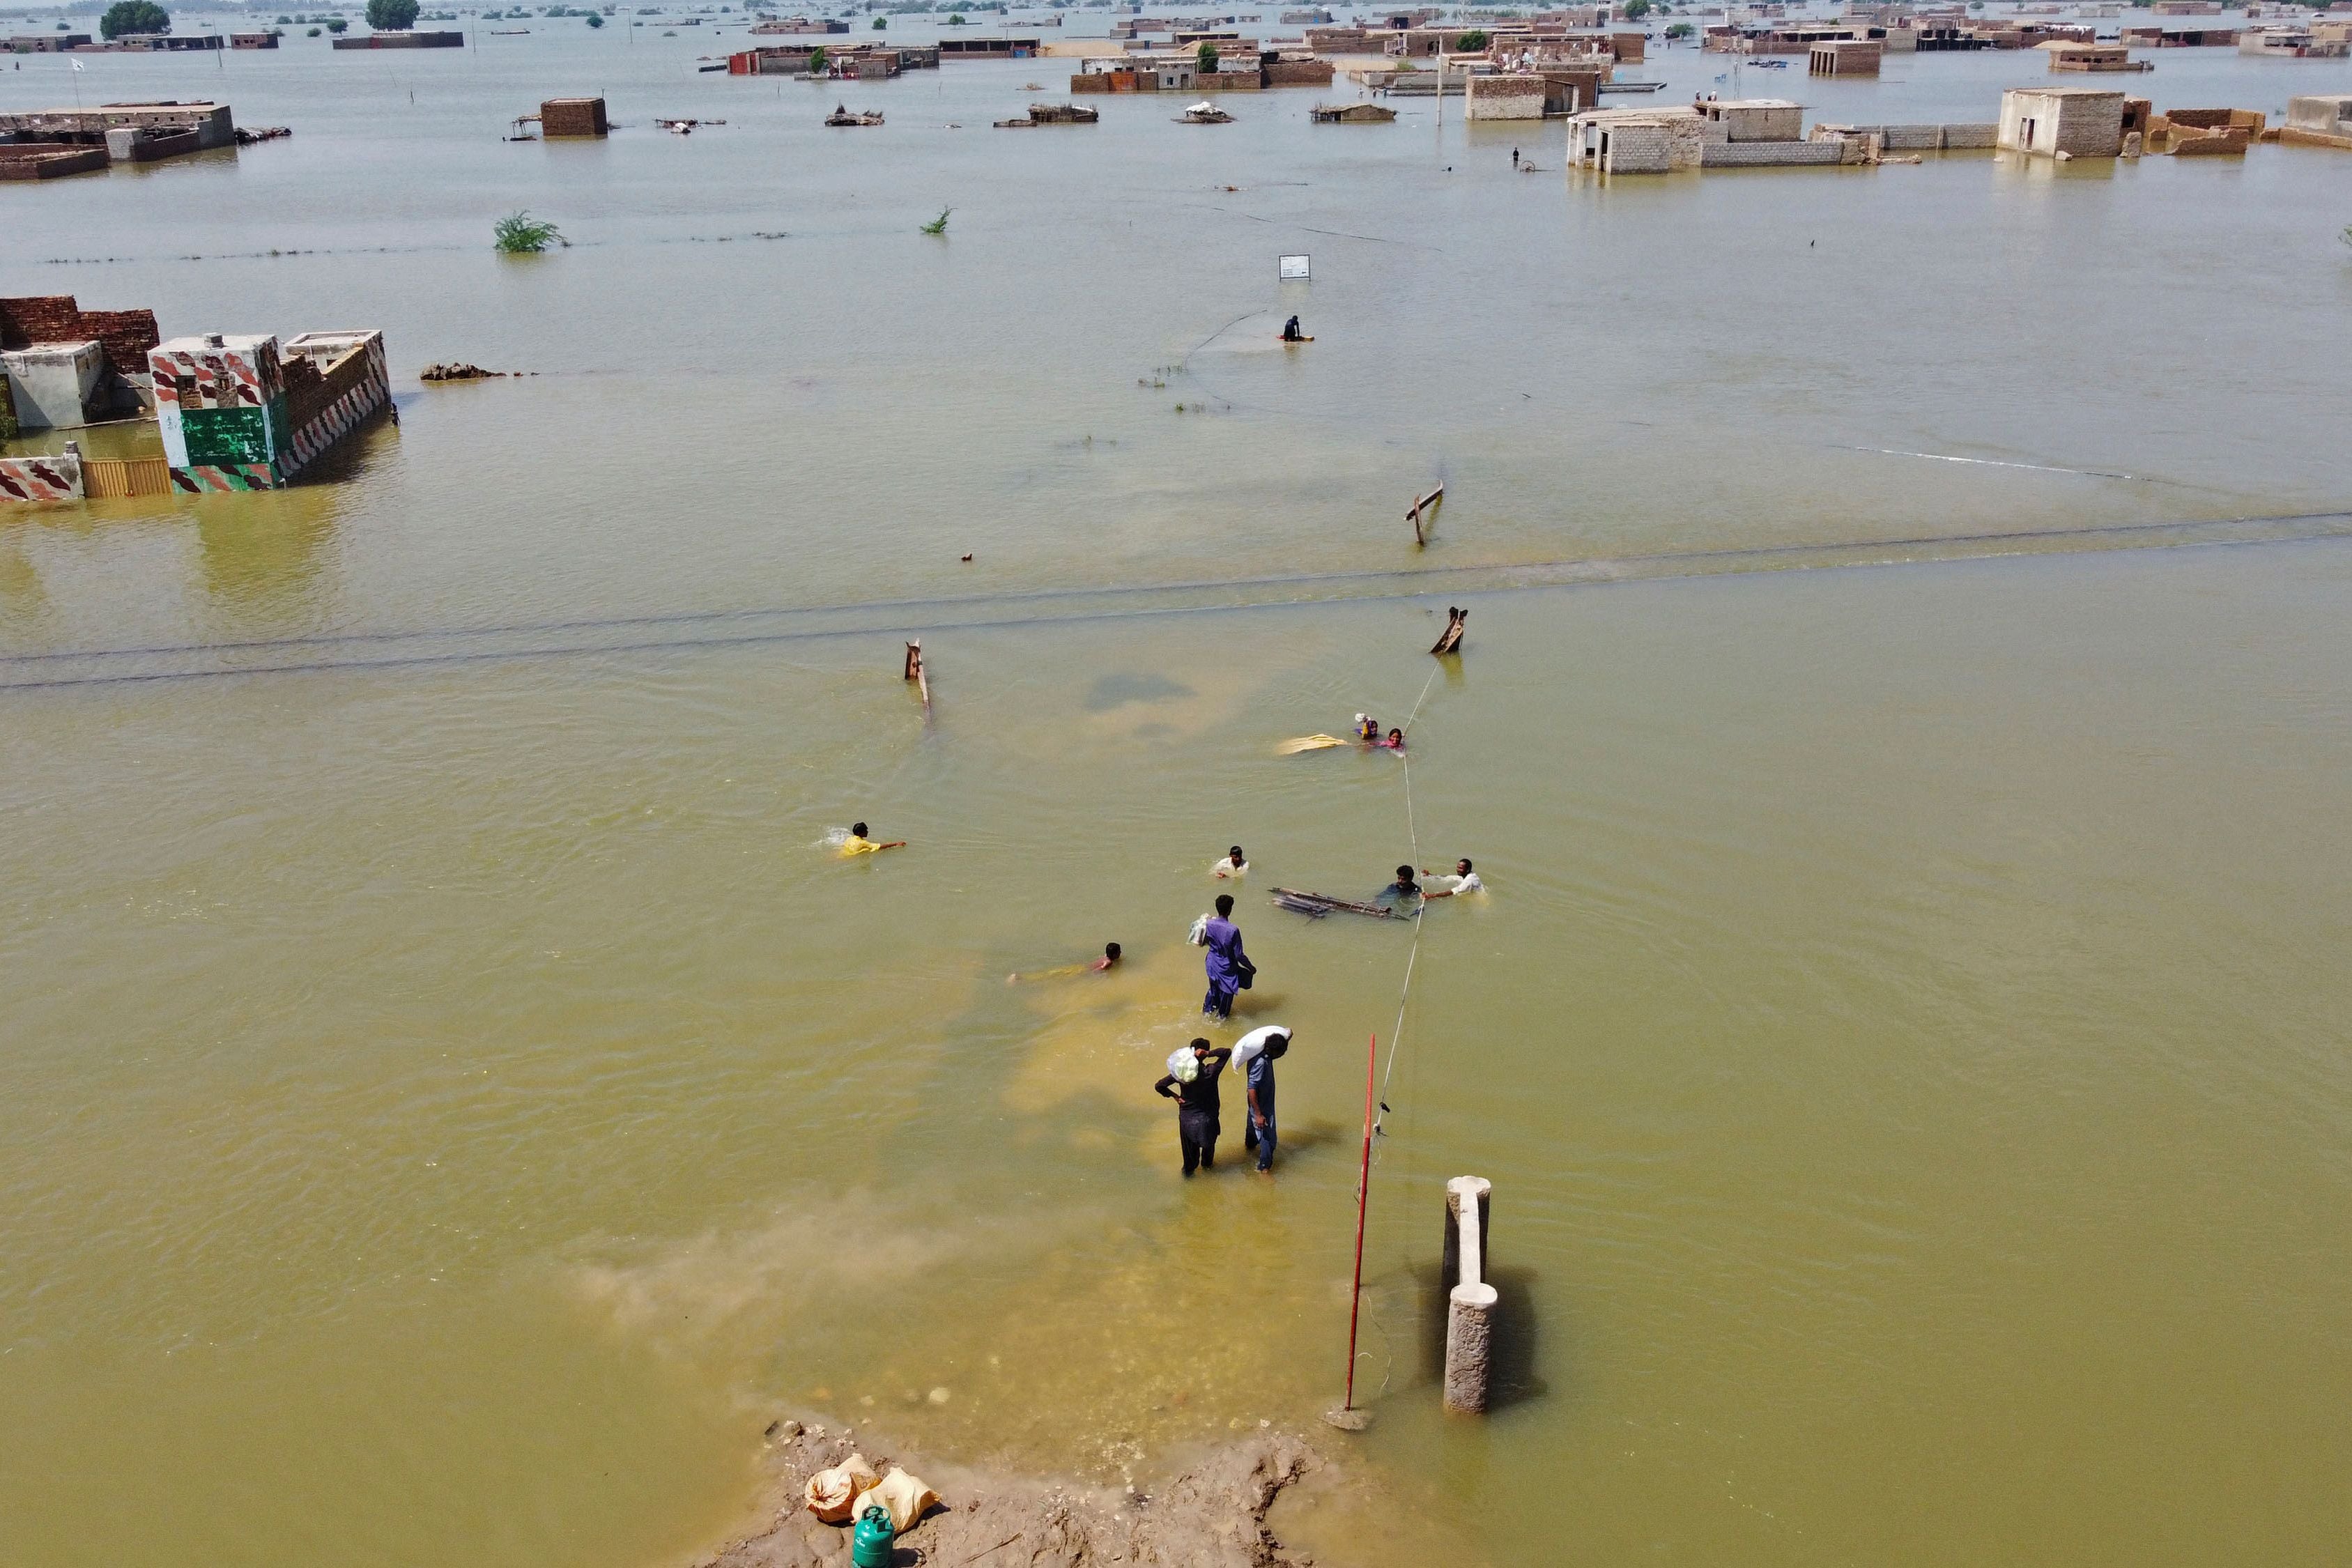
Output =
[
  {"x1": 1234, "y1": 1025, "x2": 1291, "y2": 1175},
  {"x1": 1201, "y1": 893, "x2": 1255, "y2": 1019}
]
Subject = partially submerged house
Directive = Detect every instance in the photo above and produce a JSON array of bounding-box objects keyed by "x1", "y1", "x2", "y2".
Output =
[
  {"x1": 1809, "y1": 38, "x2": 1882, "y2": 74},
  {"x1": 539, "y1": 97, "x2": 608, "y2": 137},
  {"x1": 1696, "y1": 96, "x2": 1804, "y2": 142},
  {"x1": 1311, "y1": 101, "x2": 1397, "y2": 121},
  {"x1": 2238, "y1": 26, "x2": 2349, "y2": 57},
  {"x1": 0, "y1": 295, "x2": 160, "y2": 431},
  {"x1": 1997, "y1": 85, "x2": 2126, "y2": 155},
  {"x1": 1463, "y1": 73, "x2": 1548, "y2": 118},
  {"x1": 0, "y1": 100, "x2": 238, "y2": 174},
  {"x1": 995, "y1": 102, "x2": 1100, "y2": 126},
  {"x1": 149, "y1": 330, "x2": 390, "y2": 491},
  {"x1": 2282, "y1": 92, "x2": 2352, "y2": 148},
  {"x1": 2117, "y1": 24, "x2": 2238, "y2": 47},
  {"x1": 2041, "y1": 40, "x2": 2148, "y2": 71},
  {"x1": 1569, "y1": 105, "x2": 1705, "y2": 171}
]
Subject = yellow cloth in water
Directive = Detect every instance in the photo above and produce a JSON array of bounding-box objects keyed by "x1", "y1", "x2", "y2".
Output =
[
  {"x1": 1276, "y1": 735, "x2": 1349, "y2": 755},
  {"x1": 840, "y1": 837, "x2": 882, "y2": 856}
]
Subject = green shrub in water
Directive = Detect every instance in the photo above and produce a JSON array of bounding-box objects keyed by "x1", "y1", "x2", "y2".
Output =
[{"x1": 493, "y1": 211, "x2": 566, "y2": 254}]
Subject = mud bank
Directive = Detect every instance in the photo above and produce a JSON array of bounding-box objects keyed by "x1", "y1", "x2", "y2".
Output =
[{"x1": 698, "y1": 1422, "x2": 1329, "y2": 1568}]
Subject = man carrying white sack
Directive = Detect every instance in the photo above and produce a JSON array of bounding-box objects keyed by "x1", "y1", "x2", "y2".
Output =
[{"x1": 1231, "y1": 1025, "x2": 1292, "y2": 1176}]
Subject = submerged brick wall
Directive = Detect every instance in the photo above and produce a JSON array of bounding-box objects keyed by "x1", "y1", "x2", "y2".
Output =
[
  {"x1": 0, "y1": 296, "x2": 161, "y2": 377},
  {"x1": 1701, "y1": 138, "x2": 1848, "y2": 166},
  {"x1": 1263, "y1": 58, "x2": 1334, "y2": 85}
]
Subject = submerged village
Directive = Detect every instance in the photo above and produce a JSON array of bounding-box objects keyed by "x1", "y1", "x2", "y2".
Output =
[
  {"x1": 6, "y1": 0, "x2": 2352, "y2": 498},
  {"x1": 6, "y1": 3, "x2": 2352, "y2": 1568}
]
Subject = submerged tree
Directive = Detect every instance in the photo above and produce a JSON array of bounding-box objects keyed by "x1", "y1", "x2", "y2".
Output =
[
  {"x1": 1197, "y1": 39, "x2": 1218, "y2": 72},
  {"x1": 99, "y1": 1, "x2": 171, "y2": 38},
  {"x1": 493, "y1": 210, "x2": 566, "y2": 253},
  {"x1": 366, "y1": 0, "x2": 419, "y2": 29}
]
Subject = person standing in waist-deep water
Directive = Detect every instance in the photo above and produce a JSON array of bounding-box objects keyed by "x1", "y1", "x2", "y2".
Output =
[
  {"x1": 1232, "y1": 1024, "x2": 1291, "y2": 1175},
  {"x1": 1155, "y1": 1038, "x2": 1233, "y2": 1176},
  {"x1": 1201, "y1": 893, "x2": 1255, "y2": 1019},
  {"x1": 1420, "y1": 858, "x2": 1483, "y2": 898},
  {"x1": 1212, "y1": 845, "x2": 1248, "y2": 879}
]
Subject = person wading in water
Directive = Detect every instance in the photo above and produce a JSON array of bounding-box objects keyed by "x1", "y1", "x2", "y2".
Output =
[
  {"x1": 1200, "y1": 893, "x2": 1254, "y2": 1020},
  {"x1": 1154, "y1": 1038, "x2": 1233, "y2": 1176}
]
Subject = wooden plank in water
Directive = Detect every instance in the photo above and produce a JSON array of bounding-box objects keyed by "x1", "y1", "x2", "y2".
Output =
[{"x1": 1408, "y1": 482, "x2": 1444, "y2": 546}]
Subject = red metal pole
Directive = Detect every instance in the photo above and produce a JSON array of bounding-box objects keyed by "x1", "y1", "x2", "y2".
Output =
[{"x1": 1344, "y1": 1029, "x2": 1376, "y2": 1410}]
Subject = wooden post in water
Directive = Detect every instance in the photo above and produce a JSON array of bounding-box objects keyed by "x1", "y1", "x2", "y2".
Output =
[
  {"x1": 1406, "y1": 483, "x2": 1443, "y2": 546},
  {"x1": 904, "y1": 639, "x2": 930, "y2": 714},
  {"x1": 1442, "y1": 1175, "x2": 1496, "y2": 1414},
  {"x1": 1429, "y1": 606, "x2": 1467, "y2": 656}
]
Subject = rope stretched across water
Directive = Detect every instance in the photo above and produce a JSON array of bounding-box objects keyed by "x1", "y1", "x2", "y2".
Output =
[{"x1": 1372, "y1": 660, "x2": 1445, "y2": 1135}]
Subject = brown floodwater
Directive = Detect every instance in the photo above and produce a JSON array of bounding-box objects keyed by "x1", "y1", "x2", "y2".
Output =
[{"x1": 4, "y1": 13, "x2": 2351, "y2": 1567}]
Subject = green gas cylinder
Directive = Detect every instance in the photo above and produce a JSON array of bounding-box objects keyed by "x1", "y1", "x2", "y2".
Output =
[{"x1": 851, "y1": 1502, "x2": 895, "y2": 1568}]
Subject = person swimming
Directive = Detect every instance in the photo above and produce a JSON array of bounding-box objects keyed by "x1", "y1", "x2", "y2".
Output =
[
  {"x1": 1008, "y1": 941, "x2": 1122, "y2": 985},
  {"x1": 1355, "y1": 714, "x2": 1381, "y2": 742},
  {"x1": 1213, "y1": 845, "x2": 1248, "y2": 879},
  {"x1": 840, "y1": 820, "x2": 907, "y2": 856},
  {"x1": 1378, "y1": 728, "x2": 1406, "y2": 751}
]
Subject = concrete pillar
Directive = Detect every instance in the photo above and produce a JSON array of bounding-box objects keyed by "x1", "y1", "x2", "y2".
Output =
[
  {"x1": 1441, "y1": 1176, "x2": 1493, "y2": 1414},
  {"x1": 1445, "y1": 1282, "x2": 1497, "y2": 1413}
]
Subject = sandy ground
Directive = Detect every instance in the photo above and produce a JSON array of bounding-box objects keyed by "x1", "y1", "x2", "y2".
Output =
[{"x1": 700, "y1": 1421, "x2": 1329, "y2": 1568}]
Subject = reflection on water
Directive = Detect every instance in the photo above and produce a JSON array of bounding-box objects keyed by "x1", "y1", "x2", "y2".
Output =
[
  {"x1": 190, "y1": 486, "x2": 344, "y2": 621},
  {"x1": 3, "y1": 18, "x2": 2351, "y2": 1568}
]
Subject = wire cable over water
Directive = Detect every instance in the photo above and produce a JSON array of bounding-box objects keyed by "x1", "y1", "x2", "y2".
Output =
[{"x1": 1375, "y1": 660, "x2": 1444, "y2": 1142}]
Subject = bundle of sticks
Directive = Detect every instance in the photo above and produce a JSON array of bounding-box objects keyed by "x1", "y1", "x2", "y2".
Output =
[{"x1": 1270, "y1": 887, "x2": 1394, "y2": 920}]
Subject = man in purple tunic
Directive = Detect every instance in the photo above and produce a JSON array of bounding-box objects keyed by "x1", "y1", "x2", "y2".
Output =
[{"x1": 1201, "y1": 893, "x2": 1254, "y2": 1019}]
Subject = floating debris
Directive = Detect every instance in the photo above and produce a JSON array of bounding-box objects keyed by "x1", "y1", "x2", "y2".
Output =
[
  {"x1": 1270, "y1": 888, "x2": 1395, "y2": 920},
  {"x1": 825, "y1": 105, "x2": 885, "y2": 126},
  {"x1": 420, "y1": 362, "x2": 535, "y2": 382}
]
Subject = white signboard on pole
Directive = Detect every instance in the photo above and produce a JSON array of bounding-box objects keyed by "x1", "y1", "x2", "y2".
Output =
[{"x1": 1278, "y1": 254, "x2": 1311, "y2": 282}]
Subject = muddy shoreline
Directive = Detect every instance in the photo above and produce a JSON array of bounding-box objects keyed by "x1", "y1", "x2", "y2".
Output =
[{"x1": 695, "y1": 1420, "x2": 1331, "y2": 1568}]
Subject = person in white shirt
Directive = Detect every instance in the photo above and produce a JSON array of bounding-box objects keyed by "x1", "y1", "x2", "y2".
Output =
[
  {"x1": 1421, "y1": 858, "x2": 1484, "y2": 898},
  {"x1": 1212, "y1": 845, "x2": 1248, "y2": 879}
]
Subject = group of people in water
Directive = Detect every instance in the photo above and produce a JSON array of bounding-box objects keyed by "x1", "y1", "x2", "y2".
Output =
[
  {"x1": 1164, "y1": 829, "x2": 1482, "y2": 1177},
  {"x1": 836, "y1": 706, "x2": 1482, "y2": 1182}
]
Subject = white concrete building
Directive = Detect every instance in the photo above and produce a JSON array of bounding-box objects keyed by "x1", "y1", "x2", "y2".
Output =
[{"x1": 1997, "y1": 86, "x2": 2126, "y2": 156}]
